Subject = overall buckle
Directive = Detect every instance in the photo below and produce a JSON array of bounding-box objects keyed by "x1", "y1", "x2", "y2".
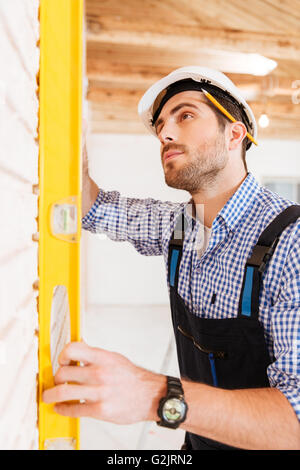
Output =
[{"x1": 248, "y1": 237, "x2": 280, "y2": 273}]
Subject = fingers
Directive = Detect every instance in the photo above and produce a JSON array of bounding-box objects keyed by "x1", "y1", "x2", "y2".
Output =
[
  {"x1": 42, "y1": 383, "x2": 98, "y2": 404},
  {"x1": 54, "y1": 402, "x2": 97, "y2": 418},
  {"x1": 58, "y1": 342, "x2": 103, "y2": 366},
  {"x1": 54, "y1": 365, "x2": 102, "y2": 386}
]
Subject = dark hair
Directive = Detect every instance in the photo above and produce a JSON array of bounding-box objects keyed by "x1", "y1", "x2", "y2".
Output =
[{"x1": 204, "y1": 93, "x2": 249, "y2": 171}]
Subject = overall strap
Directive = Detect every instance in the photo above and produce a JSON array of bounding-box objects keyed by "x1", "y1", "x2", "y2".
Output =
[
  {"x1": 238, "y1": 205, "x2": 300, "y2": 319},
  {"x1": 168, "y1": 213, "x2": 189, "y2": 290}
]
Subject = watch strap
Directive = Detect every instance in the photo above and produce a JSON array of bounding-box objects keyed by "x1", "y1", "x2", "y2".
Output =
[{"x1": 166, "y1": 376, "x2": 184, "y2": 398}]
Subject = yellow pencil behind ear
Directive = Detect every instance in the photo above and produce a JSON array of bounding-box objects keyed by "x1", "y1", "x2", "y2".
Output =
[{"x1": 201, "y1": 88, "x2": 258, "y2": 146}]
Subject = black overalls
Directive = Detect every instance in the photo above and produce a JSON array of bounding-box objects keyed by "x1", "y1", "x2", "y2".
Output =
[{"x1": 167, "y1": 205, "x2": 300, "y2": 450}]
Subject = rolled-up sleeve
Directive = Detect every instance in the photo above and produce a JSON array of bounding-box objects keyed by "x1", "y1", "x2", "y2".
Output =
[
  {"x1": 267, "y1": 223, "x2": 300, "y2": 421},
  {"x1": 81, "y1": 188, "x2": 183, "y2": 257}
]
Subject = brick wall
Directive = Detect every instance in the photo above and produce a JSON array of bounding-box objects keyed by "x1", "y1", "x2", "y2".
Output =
[{"x1": 0, "y1": 0, "x2": 39, "y2": 449}]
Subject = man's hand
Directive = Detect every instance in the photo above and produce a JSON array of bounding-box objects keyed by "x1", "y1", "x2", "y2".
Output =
[{"x1": 42, "y1": 341, "x2": 166, "y2": 424}]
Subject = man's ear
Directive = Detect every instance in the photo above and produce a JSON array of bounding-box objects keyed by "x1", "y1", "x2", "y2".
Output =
[{"x1": 228, "y1": 121, "x2": 247, "y2": 151}]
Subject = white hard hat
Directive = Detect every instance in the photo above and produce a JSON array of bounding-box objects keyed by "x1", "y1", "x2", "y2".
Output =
[{"x1": 138, "y1": 66, "x2": 257, "y2": 150}]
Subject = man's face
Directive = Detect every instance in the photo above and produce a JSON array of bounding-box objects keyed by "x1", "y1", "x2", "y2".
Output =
[{"x1": 155, "y1": 90, "x2": 229, "y2": 193}]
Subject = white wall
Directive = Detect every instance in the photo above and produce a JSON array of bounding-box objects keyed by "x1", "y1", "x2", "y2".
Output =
[
  {"x1": 84, "y1": 133, "x2": 189, "y2": 307},
  {"x1": 83, "y1": 133, "x2": 300, "y2": 308},
  {"x1": 0, "y1": 0, "x2": 39, "y2": 450},
  {"x1": 247, "y1": 138, "x2": 300, "y2": 183}
]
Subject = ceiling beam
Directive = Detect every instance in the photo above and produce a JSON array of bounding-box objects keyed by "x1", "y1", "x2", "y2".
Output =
[
  {"x1": 87, "y1": 73, "x2": 297, "y2": 101},
  {"x1": 86, "y1": 19, "x2": 300, "y2": 62},
  {"x1": 87, "y1": 45, "x2": 300, "y2": 80},
  {"x1": 87, "y1": 43, "x2": 279, "y2": 76},
  {"x1": 86, "y1": 63, "x2": 175, "y2": 89}
]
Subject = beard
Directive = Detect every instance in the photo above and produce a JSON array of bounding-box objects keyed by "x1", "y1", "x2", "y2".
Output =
[{"x1": 163, "y1": 132, "x2": 228, "y2": 193}]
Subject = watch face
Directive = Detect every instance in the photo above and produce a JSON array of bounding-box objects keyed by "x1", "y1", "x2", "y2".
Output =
[{"x1": 162, "y1": 397, "x2": 185, "y2": 423}]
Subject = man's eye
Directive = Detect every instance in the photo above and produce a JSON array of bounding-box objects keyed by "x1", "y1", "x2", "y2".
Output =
[{"x1": 181, "y1": 113, "x2": 193, "y2": 120}]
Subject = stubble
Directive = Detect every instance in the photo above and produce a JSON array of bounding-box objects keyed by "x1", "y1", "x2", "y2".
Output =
[{"x1": 164, "y1": 132, "x2": 228, "y2": 193}]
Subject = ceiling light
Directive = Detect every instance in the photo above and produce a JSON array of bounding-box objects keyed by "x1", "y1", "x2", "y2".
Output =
[
  {"x1": 258, "y1": 113, "x2": 270, "y2": 128},
  {"x1": 195, "y1": 49, "x2": 278, "y2": 76}
]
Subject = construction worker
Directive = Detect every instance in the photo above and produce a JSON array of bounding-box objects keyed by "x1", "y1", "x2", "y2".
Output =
[{"x1": 43, "y1": 67, "x2": 300, "y2": 450}]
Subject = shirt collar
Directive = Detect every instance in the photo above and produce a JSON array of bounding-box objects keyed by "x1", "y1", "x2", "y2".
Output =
[
  {"x1": 214, "y1": 172, "x2": 261, "y2": 232},
  {"x1": 183, "y1": 172, "x2": 261, "y2": 233}
]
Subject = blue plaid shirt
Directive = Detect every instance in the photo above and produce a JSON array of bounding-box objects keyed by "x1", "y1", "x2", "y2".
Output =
[{"x1": 82, "y1": 172, "x2": 300, "y2": 421}]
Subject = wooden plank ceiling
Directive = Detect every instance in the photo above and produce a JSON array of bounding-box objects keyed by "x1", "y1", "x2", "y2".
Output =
[{"x1": 85, "y1": 0, "x2": 300, "y2": 140}]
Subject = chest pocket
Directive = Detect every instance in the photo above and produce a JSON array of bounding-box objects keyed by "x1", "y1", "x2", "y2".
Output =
[{"x1": 191, "y1": 258, "x2": 242, "y2": 319}]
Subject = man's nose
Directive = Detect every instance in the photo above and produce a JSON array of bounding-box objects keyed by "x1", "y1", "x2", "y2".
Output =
[{"x1": 159, "y1": 119, "x2": 178, "y2": 144}]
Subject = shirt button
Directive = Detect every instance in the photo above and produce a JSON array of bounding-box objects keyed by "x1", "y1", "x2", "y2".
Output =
[{"x1": 194, "y1": 260, "x2": 201, "y2": 269}]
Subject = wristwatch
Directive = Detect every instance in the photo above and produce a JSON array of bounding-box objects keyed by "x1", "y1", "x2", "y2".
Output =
[{"x1": 157, "y1": 376, "x2": 188, "y2": 429}]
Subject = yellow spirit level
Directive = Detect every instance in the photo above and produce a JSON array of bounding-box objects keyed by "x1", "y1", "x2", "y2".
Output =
[{"x1": 38, "y1": 0, "x2": 83, "y2": 450}]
